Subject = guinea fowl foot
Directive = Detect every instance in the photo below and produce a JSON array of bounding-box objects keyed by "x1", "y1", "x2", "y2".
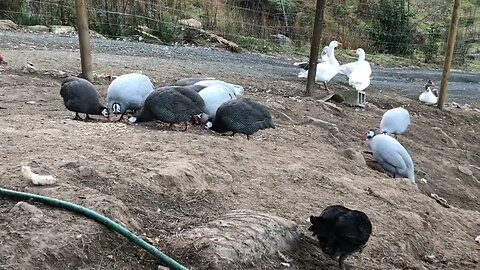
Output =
[
  {"x1": 246, "y1": 135, "x2": 250, "y2": 140},
  {"x1": 73, "y1": 113, "x2": 83, "y2": 121},
  {"x1": 84, "y1": 114, "x2": 94, "y2": 121},
  {"x1": 183, "y1": 121, "x2": 189, "y2": 131},
  {"x1": 169, "y1": 123, "x2": 175, "y2": 129}
]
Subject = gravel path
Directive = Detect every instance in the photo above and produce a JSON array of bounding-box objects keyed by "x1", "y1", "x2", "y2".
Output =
[{"x1": 1, "y1": 30, "x2": 479, "y2": 103}]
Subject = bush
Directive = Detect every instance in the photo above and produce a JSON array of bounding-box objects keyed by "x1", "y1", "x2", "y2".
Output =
[{"x1": 369, "y1": 0, "x2": 415, "y2": 56}]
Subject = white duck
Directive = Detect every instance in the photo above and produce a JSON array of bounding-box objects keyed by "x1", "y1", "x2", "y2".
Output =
[
  {"x1": 419, "y1": 80, "x2": 438, "y2": 105},
  {"x1": 347, "y1": 48, "x2": 372, "y2": 91},
  {"x1": 297, "y1": 40, "x2": 342, "y2": 91},
  {"x1": 380, "y1": 107, "x2": 410, "y2": 136}
]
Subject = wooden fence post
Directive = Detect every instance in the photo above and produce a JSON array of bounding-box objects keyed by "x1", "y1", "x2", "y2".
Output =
[
  {"x1": 305, "y1": 0, "x2": 326, "y2": 96},
  {"x1": 437, "y1": 0, "x2": 461, "y2": 110},
  {"x1": 75, "y1": 0, "x2": 94, "y2": 82}
]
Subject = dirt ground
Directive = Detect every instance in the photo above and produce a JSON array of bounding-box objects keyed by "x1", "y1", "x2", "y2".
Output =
[{"x1": 0, "y1": 46, "x2": 479, "y2": 270}]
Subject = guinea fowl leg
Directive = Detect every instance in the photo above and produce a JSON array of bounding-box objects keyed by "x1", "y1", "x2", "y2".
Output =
[
  {"x1": 338, "y1": 254, "x2": 349, "y2": 270},
  {"x1": 169, "y1": 123, "x2": 175, "y2": 129},
  {"x1": 246, "y1": 134, "x2": 250, "y2": 140},
  {"x1": 84, "y1": 114, "x2": 94, "y2": 121},
  {"x1": 73, "y1": 112, "x2": 82, "y2": 121},
  {"x1": 183, "y1": 121, "x2": 189, "y2": 131}
]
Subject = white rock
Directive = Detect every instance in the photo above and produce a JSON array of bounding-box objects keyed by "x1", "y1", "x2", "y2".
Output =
[
  {"x1": 475, "y1": 235, "x2": 480, "y2": 244},
  {"x1": 420, "y1": 178, "x2": 427, "y2": 184},
  {"x1": 50, "y1": 25, "x2": 76, "y2": 34}
]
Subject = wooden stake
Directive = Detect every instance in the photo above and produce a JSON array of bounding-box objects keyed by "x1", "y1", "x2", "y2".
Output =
[
  {"x1": 438, "y1": 0, "x2": 461, "y2": 110},
  {"x1": 75, "y1": 0, "x2": 94, "y2": 82},
  {"x1": 306, "y1": 0, "x2": 326, "y2": 96}
]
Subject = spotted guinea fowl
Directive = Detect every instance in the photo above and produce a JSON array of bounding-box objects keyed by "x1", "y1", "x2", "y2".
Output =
[
  {"x1": 59, "y1": 76, "x2": 107, "y2": 120},
  {"x1": 366, "y1": 130, "x2": 415, "y2": 184},
  {"x1": 106, "y1": 73, "x2": 155, "y2": 121},
  {"x1": 128, "y1": 86, "x2": 205, "y2": 130},
  {"x1": 205, "y1": 97, "x2": 275, "y2": 140},
  {"x1": 380, "y1": 107, "x2": 410, "y2": 136},
  {"x1": 309, "y1": 205, "x2": 372, "y2": 269}
]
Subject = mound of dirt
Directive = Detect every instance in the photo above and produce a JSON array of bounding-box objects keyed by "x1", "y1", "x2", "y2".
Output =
[{"x1": 169, "y1": 209, "x2": 301, "y2": 269}]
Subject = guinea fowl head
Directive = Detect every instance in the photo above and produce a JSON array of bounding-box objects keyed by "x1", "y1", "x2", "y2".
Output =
[
  {"x1": 101, "y1": 108, "x2": 109, "y2": 118},
  {"x1": 204, "y1": 121, "x2": 213, "y2": 129},
  {"x1": 365, "y1": 130, "x2": 376, "y2": 140}
]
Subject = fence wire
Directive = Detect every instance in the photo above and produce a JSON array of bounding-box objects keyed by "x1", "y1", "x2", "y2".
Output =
[{"x1": 0, "y1": 0, "x2": 479, "y2": 66}]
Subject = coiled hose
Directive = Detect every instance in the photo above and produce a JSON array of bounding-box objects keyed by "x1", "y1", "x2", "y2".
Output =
[{"x1": 0, "y1": 187, "x2": 188, "y2": 270}]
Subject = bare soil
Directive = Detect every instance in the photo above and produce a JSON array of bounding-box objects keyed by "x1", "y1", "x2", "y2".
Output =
[{"x1": 0, "y1": 46, "x2": 479, "y2": 270}]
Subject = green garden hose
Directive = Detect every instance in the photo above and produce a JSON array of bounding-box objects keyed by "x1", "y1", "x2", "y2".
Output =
[{"x1": 0, "y1": 187, "x2": 188, "y2": 270}]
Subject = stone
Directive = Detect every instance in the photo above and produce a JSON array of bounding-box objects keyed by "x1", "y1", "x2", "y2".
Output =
[
  {"x1": 271, "y1": 34, "x2": 292, "y2": 44},
  {"x1": 179, "y1": 18, "x2": 202, "y2": 29},
  {"x1": 305, "y1": 116, "x2": 339, "y2": 133},
  {"x1": 26, "y1": 25, "x2": 49, "y2": 32},
  {"x1": 458, "y1": 165, "x2": 473, "y2": 176},
  {"x1": 0, "y1": 19, "x2": 18, "y2": 30},
  {"x1": 21, "y1": 63, "x2": 36, "y2": 73},
  {"x1": 50, "y1": 25, "x2": 76, "y2": 34},
  {"x1": 341, "y1": 148, "x2": 367, "y2": 166}
]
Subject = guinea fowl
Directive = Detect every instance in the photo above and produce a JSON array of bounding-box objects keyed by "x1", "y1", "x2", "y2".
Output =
[
  {"x1": 194, "y1": 79, "x2": 245, "y2": 96},
  {"x1": 296, "y1": 40, "x2": 341, "y2": 91},
  {"x1": 128, "y1": 86, "x2": 205, "y2": 130},
  {"x1": 205, "y1": 97, "x2": 275, "y2": 140},
  {"x1": 366, "y1": 130, "x2": 415, "y2": 184},
  {"x1": 59, "y1": 76, "x2": 107, "y2": 120},
  {"x1": 309, "y1": 205, "x2": 372, "y2": 269},
  {"x1": 197, "y1": 84, "x2": 238, "y2": 123},
  {"x1": 106, "y1": 73, "x2": 155, "y2": 121},
  {"x1": 174, "y1": 77, "x2": 215, "y2": 86},
  {"x1": 380, "y1": 107, "x2": 410, "y2": 136}
]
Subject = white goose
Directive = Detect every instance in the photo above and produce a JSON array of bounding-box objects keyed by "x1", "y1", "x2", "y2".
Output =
[
  {"x1": 347, "y1": 48, "x2": 372, "y2": 91},
  {"x1": 297, "y1": 40, "x2": 342, "y2": 91},
  {"x1": 419, "y1": 80, "x2": 438, "y2": 105},
  {"x1": 293, "y1": 45, "x2": 329, "y2": 70}
]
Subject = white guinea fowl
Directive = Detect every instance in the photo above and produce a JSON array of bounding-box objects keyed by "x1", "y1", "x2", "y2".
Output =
[
  {"x1": 347, "y1": 48, "x2": 372, "y2": 91},
  {"x1": 297, "y1": 40, "x2": 342, "y2": 91},
  {"x1": 380, "y1": 107, "x2": 410, "y2": 136},
  {"x1": 366, "y1": 130, "x2": 415, "y2": 184},
  {"x1": 419, "y1": 80, "x2": 438, "y2": 105},
  {"x1": 106, "y1": 73, "x2": 155, "y2": 120},
  {"x1": 194, "y1": 79, "x2": 244, "y2": 96},
  {"x1": 197, "y1": 84, "x2": 238, "y2": 123}
]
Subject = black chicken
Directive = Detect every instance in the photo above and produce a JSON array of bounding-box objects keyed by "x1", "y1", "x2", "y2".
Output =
[{"x1": 309, "y1": 205, "x2": 372, "y2": 269}]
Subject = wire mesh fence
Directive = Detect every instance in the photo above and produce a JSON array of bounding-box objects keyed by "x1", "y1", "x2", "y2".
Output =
[{"x1": 0, "y1": 0, "x2": 479, "y2": 67}]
